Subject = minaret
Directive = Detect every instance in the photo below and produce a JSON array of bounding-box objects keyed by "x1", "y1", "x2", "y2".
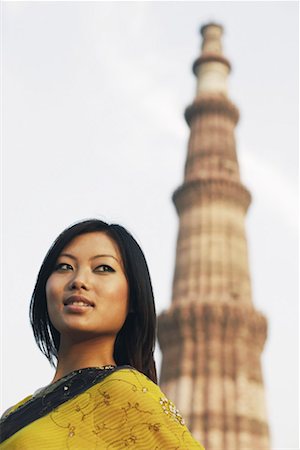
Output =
[{"x1": 158, "y1": 23, "x2": 270, "y2": 450}]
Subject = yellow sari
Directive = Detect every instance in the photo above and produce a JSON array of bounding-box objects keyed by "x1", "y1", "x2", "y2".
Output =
[{"x1": 0, "y1": 367, "x2": 204, "y2": 449}]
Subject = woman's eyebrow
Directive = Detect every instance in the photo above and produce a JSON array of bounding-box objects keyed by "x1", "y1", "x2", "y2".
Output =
[
  {"x1": 90, "y1": 254, "x2": 119, "y2": 263},
  {"x1": 59, "y1": 253, "x2": 76, "y2": 260},
  {"x1": 58, "y1": 253, "x2": 119, "y2": 263}
]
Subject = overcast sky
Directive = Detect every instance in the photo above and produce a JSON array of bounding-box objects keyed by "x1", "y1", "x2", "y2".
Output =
[{"x1": 1, "y1": 2, "x2": 299, "y2": 449}]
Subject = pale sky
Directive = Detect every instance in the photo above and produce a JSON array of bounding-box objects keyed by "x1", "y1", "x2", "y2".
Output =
[{"x1": 1, "y1": 2, "x2": 299, "y2": 449}]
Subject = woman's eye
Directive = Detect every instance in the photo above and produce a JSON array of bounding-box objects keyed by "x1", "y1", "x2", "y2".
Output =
[
  {"x1": 54, "y1": 263, "x2": 73, "y2": 271},
  {"x1": 95, "y1": 265, "x2": 115, "y2": 273}
]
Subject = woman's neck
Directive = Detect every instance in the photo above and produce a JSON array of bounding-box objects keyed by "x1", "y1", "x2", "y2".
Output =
[{"x1": 51, "y1": 336, "x2": 116, "y2": 384}]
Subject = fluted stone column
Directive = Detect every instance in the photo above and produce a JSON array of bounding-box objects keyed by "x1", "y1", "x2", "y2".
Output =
[{"x1": 158, "y1": 23, "x2": 270, "y2": 450}]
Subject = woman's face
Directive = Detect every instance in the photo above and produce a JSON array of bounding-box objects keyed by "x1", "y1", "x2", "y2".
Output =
[{"x1": 46, "y1": 231, "x2": 129, "y2": 341}]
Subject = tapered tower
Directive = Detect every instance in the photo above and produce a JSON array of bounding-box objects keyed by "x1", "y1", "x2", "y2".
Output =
[{"x1": 158, "y1": 23, "x2": 270, "y2": 450}]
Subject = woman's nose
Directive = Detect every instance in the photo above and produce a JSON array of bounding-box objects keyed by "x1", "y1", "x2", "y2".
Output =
[
  {"x1": 68, "y1": 272, "x2": 90, "y2": 291},
  {"x1": 69, "y1": 279, "x2": 88, "y2": 290}
]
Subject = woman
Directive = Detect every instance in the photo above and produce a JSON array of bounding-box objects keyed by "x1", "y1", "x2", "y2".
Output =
[{"x1": 0, "y1": 219, "x2": 204, "y2": 449}]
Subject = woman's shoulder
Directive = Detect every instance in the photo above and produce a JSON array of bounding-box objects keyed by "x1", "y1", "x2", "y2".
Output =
[
  {"x1": 104, "y1": 366, "x2": 186, "y2": 423},
  {"x1": 105, "y1": 365, "x2": 156, "y2": 385},
  {"x1": 104, "y1": 366, "x2": 163, "y2": 396},
  {"x1": 90, "y1": 366, "x2": 205, "y2": 449},
  {"x1": 107, "y1": 366, "x2": 155, "y2": 384}
]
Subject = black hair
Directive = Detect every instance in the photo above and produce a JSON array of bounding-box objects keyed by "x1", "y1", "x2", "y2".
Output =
[{"x1": 29, "y1": 219, "x2": 157, "y2": 384}]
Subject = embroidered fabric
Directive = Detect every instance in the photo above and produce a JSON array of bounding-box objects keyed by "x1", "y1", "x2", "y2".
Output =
[
  {"x1": 0, "y1": 366, "x2": 121, "y2": 443},
  {"x1": 0, "y1": 368, "x2": 205, "y2": 450}
]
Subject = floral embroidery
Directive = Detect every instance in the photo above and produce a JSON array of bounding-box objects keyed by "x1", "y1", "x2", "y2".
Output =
[
  {"x1": 147, "y1": 422, "x2": 161, "y2": 432},
  {"x1": 122, "y1": 401, "x2": 153, "y2": 416},
  {"x1": 99, "y1": 390, "x2": 111, "y2": 406},
  {"x1": 68, "y1": 425, "x2": 75, "y2": 438},
  {"x1": 4, "y1": 369, "x2": 203, "y2": 450},
  {"x1": 159, "y1": 397, "x2": 185, "y2": 425},
  {"x1": 107, "y1": 433, "x2": 138, "y2": 448}
]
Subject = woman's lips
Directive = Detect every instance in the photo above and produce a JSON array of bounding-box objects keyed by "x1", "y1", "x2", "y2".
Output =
[
  {"x1": 64, "y1": 303, "x2": 93, "y2": 313},
  {"x1": 64, "y1": 295, "x2": 95, "y2": 307}
]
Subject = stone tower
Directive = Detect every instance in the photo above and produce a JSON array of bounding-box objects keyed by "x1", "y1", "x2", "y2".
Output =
[{"x1": 157, "y1": 23, "x2": 270, "y2": 450}]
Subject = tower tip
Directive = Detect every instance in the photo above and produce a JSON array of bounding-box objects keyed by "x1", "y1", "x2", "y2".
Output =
[{"x1": 200, "y1": 22, "x2": 224, "y2": 36}]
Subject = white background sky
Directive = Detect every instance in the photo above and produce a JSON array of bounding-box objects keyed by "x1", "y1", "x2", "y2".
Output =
[{"x1": 1, "y1": 2, "x2": 299, "y2": 449}]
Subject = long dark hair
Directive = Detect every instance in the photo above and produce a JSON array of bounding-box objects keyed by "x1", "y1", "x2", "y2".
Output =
[{"x1": 29, "y1": 219, "x2": 157, "y2": 383}]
